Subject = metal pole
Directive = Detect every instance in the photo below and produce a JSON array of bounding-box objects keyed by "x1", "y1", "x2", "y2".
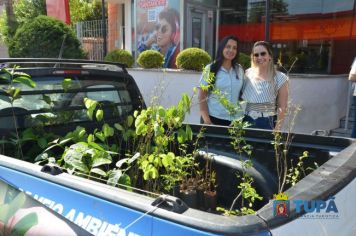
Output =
[
  {"x1": 102, "y1": 0, "x2": 107, "y2": 58},
  {"x1": 345, "y1": 81, "x2": 353, "y2": 130},
  {"x1": 345, "y1": 0, "x2": 356, "y2": 130},
  {"x1": 215, "y1": 0, "x2": 220, "y2": 58},
  {"x1": 265, "y1": 0, "x2": 270, "y2": 42}
]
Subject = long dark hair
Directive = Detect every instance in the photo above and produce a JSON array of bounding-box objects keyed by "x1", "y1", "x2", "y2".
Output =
[{"x1": 210, "y1": 35, "x2": 239, "y2": 75}]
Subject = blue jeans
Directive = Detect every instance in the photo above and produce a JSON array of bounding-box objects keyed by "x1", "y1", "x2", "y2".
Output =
[
  {"x1": 352, "y1": 96, "x2": 356, "y2": 138},
  {"x1": 243, "y1": 115, "x2": 276, "y2": 130}
]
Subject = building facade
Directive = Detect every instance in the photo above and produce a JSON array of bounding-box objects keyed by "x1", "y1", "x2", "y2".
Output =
[{"x1": 107, "y1": 0, "x2": 356, "y2": 73}]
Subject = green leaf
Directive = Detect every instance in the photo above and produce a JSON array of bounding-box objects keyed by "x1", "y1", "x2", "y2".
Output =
[
  {"x1": 148, "y1": 154, "x2": 155, "y2": 163},
  {"x1": 158, "y1": 107, "x2": 166, "y2": 118},
  {"x1": 107, "y1": 169, "x2": 123, "y2": 186},
  {"x1": 87, "y1": 108, "x2": 94, "y2": 120},
  {"x1": 88, "y1": 141, "x2": 105, "y2": 151},
  {"x1": 87, "y1": 134, "x2": 94, "y2": 143},
  {"x1": 151, "y1": 167, "x2": 159, "y2": 179},
  {"x1": 102, "y1": 123, "x2": 114, "y2": 137},
  {"x1": 37, "y1": 138, "x2": 48, "y2": 149},
  {"x1": 84, "y1": 98, "x2": 97, "y2": 110},
  {"x1": 118, "y1": 174, "x2": 131, "y2": 189},
  {"x1": 162, "y1": 153, "x2": 175, "y2": 168},
  {"x1": 186, "y1": 125, "x2": 193, "y2": 141},
  {"x1": 96, "y1": 109, "x2": 104, "y2": 121},
  {"x1": 127, "y1": 115, "x2": 134, "y2": 127},
  {"x1": 78, "y1": 128, "x2": 86, "y2": 138},
  {"x1": 62, "y1": 143, "x2": 90, "y2": 173},
  {"x1": 62, "y1": 78, "x2": 72, "y2": 92},
  {"x1": 136, "y1": 122, "x2": 145, "y2": 135},
  {"x1": 13, "y1": 76, "x2": 36, "y2": 88},
  {"x1": 10, "y1": 212, "x2": 38, "y2": 236},
  {"x1": 34, "y1": 152, "x2": 49, "y2": 162},
  {"x1": 21, "y1": 129, "x2": 36, "y2": 140},
  {"x1": 92, "y1": 152, "x2": 112, "y2": 167},
  {"x1": 95, "y1": 132, "x2": 105, "y2": 142},
  {"x1": 90, "y1": 168, "x2": 107, "y2": 177},
  {"x1": 42, "y1": 94, "x2": 52, "y2": 105},
  {"x1": 0, "y1": 70, "x2": 11, "y2": 81},
  {"x1": 59, "y1": 138, "x2": 72, "y2": 145},
  {"x1": 12, "y1": 88, "x2": 21, "y2": 100},
  {"x1": 114, "y1": 123, "x2": 124, "y2": 131},
  {"x1": 177, "y1": 128, "x2": 186, "y2": 143},
  {"x1": 116, "y1": 158, "x2": 129, "y2": 168}
]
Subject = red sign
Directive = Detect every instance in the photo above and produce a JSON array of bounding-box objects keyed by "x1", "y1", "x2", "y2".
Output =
[
  {"x1": 46, "y1": 0, "x2": 71, "y2": 25},
  {"x1": 138, "y1": 0, "x2": 166, "y2": 9}
]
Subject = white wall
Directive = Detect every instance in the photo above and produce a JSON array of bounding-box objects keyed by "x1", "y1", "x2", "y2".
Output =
[
  {"x1": 129, "y1": 68, "x2": 202, "y2": 124},
  {"x1": 128, "y1": 68, "x2": 349, "y2": 134}
]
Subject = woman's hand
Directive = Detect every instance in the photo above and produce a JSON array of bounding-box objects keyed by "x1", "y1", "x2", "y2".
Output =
[{"x1": 145, "y1": 32, "x2": 157, "y2": 48}]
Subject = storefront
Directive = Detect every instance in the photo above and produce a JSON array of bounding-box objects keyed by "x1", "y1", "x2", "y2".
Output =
[{"x1": 107, "y1": 0, "x2": 356, "y2": 73}]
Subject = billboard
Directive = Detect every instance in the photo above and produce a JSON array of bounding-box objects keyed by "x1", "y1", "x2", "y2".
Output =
[{"x1": 136, "y1": 0, "x2": 180, "y2": 68}]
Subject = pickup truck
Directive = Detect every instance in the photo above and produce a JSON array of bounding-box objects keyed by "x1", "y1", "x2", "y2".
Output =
[{"x1": 0, "y1": 59, "x2": 355, "y2": 236}]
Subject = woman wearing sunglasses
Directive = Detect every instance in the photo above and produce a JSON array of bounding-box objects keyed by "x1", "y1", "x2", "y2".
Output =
[
  {"x1": 137, "y1": 8, "x2": 180, "y2": 68},
  {"x1": 198, "y1": 35, "x2": 245, "y2": 126},
  {"x1": 241, "y1": 41, "x2": 289, "y2": 130}
]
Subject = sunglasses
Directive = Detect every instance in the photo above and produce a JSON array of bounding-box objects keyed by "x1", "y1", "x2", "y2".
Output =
[
  {"x1": 156, "y1": 24, "x2": 168, "y2": 34},
  {"x1": 253, "y1": 52, "x2": 267, "y2": 57}
]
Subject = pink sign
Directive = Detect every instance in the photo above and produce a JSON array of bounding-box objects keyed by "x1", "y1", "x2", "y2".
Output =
[
  {"x1": 46, "y1": 0, "x2": 71, "y2": 25},
  {"x1": 138, "y1": 0, "x2": 167, "y2": 9}
]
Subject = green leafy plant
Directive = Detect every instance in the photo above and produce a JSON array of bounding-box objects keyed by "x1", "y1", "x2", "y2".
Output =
[
  {"x1": 201, "y1": 68, "x2": 261, "y2": 214},
  {"x1": 176, "y1": 47, "x2": 211, "y2": 71},
  {"x1": 9, "y1": 15, "x2": 86, "y2": 59},
  {"x1": 285, "y1": 151, "x2": 318, "y2": 187},
  {"x1": 105, "y1": 49, "x2": 134, "y2": 68},
  {"x1": 133, "y1": 93, "x2": 194, "y2": 192},
  {"x1": 137, "y1": 50, "x2": 164, "y2": 69},
  {"x1": 0, "y1": 66, "x2": 36, "y2": 159}
]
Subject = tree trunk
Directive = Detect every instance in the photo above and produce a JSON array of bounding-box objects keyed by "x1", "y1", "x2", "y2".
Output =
[{"x1": 4, "y1": 0, "x2": 18, "y2": 39}]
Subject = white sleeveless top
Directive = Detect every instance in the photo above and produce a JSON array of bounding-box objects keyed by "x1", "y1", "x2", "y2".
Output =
[{"x1": 242, "y1": 69, "x2": 288, "y2": 112}]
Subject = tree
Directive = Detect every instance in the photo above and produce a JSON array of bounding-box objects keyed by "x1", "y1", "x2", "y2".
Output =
[
  {"x1": 248, "y1": 0, "x2": 288, "y2": 23},
  {"x1": 9, "y1": 15, "x2": 86, "y2": 59},
  {"x1": 69, "y1": 0, "x2": 104, "y2": 23},
  {"x1": 0, "y1": 0, "x2": 104, "y2": 46},
  {"x1": 14, "y1": 0, "x2": 46, "y2": 25},
  {"x1": 0, "y1": 0, "x2": 18, "y2": 45},
  {"x1": 0, "y1": 0, "x2": 46, "y2": 45}
]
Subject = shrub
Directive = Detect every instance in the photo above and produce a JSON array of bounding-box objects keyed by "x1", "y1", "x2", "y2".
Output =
[
  {"x1": 104, "y1": 49, "x2": 134, "y2": 67},
  {"x1": 176, "y1": 48, "x2": 211, "y2": 71},
  {"x1": 9, "y1": 15, "x2": 86, "y2": 59},
  {"x1": 137, "y1": 50, "x2": 164, "y2": 69},
  {"x1": 239, "y1": 52, "x2": 251, "y2": 70}
]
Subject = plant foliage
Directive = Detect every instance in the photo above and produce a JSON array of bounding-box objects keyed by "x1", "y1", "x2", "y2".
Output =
[
  {"x1": 176, "y1": 48, "x2": 211, "y2": 71},
  {"x1": 9, "y1": 15, "x2": 86, "y2": 59},
  {"x1": 104, "y1": 49, "x2": 134, "y2": 68},
  {"x1": 137, "y1": 50, "x2": 164, "y2": 69}
]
